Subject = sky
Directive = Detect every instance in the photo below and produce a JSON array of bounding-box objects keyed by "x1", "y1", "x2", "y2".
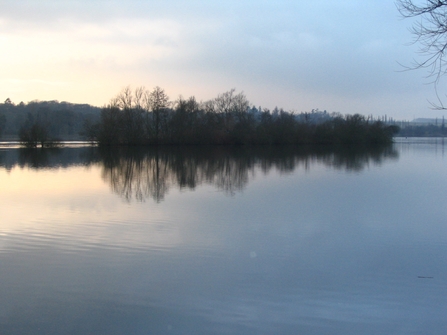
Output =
[{"x1": 0, "y1": 0, "x2": 446, "y2": 120}]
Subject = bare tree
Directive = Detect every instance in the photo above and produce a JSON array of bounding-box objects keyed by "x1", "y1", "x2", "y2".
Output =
[
  {"x1": 134, "y1": 86, "x2": 146, "y2": 111},
  {"x1": 145, "y1": 86, "x2": 170, "y2": 142},
  {"x1": 397, "y1": 1, "x2": 447, "y2": 77},
  {"x1": 214, "y1": 89, "x2": 249, "y2": 132},
  {"x1": 396, "y1": 0, "x2": 447, "y2": 108},
  {"x1": 111, "y1": 86, "x2": 147, "y2": 144}
]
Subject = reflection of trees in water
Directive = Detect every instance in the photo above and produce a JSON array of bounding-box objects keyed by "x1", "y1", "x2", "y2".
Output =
[
  {"x1": 98, "y1": 145, "x2": 398, "y2": 202},
  {"x1": 319, "y1": 145, "x2": 399, "y2": 172},
  {"x1": 99, "y1": 147, "x2": 254, "y2": 201},
  {"x1": 100, "y1": 149, "x2": 172, "y2": 202},
  {"x1": 0, "y1": 147, "x2": 100, "y2": 171},
  {"x1": 17, "y1": 148, "x2": 52, "y2": 168},
  {"x1": 0, "y1": 145, "x2": 398, "y2": 201}
]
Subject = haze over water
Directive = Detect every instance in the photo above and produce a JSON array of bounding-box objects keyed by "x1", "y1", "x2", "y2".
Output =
[{"x1": 0, "y1": 139, "x2": 446, "y2": 334}]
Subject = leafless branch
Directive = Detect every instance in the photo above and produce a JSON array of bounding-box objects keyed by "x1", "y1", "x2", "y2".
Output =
[{"x1": 396, "y1": 0, "x2": 447, "y2": 108}]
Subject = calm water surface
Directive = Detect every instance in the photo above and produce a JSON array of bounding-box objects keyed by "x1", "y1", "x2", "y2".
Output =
[{"x1": 0, "y1": 140, "x2": 446, "y2": 334}]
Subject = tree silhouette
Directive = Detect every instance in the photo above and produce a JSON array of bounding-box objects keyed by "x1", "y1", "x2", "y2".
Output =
[
  {"x1": 19, "y1": 121, "x2": 49, "y2": 147},
  {"x1": 396, "y1": 0, "x2": 447, "y2": 108},
  {"x1": 94, "y1": 87, "x2": 396, "y2": 146},
  {"x1": 147, "y1": 86, "x2": 170, "y2": 142},
  {"x1": 0, "y1": 113, "x2": 5, "y2": 139}
]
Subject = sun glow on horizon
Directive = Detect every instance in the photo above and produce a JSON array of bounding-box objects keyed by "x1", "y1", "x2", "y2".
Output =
[{"x1": 0, "y1": 16, "x2": 186, "y2": 106}]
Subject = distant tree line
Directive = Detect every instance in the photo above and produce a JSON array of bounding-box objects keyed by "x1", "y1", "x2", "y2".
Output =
[
  {"x1": 0, "y1": 112, "x2": 5, "y2": 139},
  {"x1": 0, "y1": 98, "x2": 100, "y2": 146},
  {"x1": 0, "y1": 89, "x2": 400, "y2": 146},
  {"x1": 397, "y1": 123, "x2": 447, "y2": 137},
  {"x1": 91, "y1": 87, "x2": 398, "y2": 146}
]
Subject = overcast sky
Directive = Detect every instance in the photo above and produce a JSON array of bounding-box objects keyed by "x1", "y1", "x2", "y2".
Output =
[{"x1": 1, "y1": 0, "x2": 445, "y2": 120}]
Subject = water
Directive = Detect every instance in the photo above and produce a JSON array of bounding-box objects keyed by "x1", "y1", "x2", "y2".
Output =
[{"x1": 0, "y1": 140, "x2": 446, "y2": 334}]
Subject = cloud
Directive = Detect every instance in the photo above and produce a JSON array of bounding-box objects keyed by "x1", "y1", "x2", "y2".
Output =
[{"x1": 0, "y1": 0, "x2": 440, "y2": 117}]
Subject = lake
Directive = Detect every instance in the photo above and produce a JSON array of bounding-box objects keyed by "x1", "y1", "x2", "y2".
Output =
[{"x1": 0, "y1": 139, "x2": 446, "y2": 334}]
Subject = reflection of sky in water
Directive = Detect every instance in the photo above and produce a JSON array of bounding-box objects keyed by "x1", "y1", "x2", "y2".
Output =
[{"x1": 0, "y1": 143, "x2": 446, "y2": 334}]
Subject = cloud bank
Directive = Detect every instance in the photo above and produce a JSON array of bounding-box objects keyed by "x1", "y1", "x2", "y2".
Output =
[{"x1": 0, "y1": 0, "x2": 443, "y2": 119}]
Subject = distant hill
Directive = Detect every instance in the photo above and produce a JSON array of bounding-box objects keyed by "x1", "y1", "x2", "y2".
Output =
[
  {"x1": 411, "y1": 118, "x2": 445, "y2": 125},
  {"x1": 397, "y1": 117, "x2": 446, "y2": 137},
  {"x1": 0, "y1": 99, "x2": 101, "y2": 141}
]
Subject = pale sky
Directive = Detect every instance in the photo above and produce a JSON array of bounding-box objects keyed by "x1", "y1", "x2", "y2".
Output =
[{"x1": 1, "y1": 0, "x2": 445, "y2": 120}]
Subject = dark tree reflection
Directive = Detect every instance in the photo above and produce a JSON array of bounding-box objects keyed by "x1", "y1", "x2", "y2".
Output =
[
  {"x1": 97, "y1": 145, "x2": 398, "y2": 202},
  {"x1": 0, "y1": 146, "x2": 99, "y2": 171},
  {"x1": 100, "y1": 148, "x2": 172, "y2": 202},
  {"x1": 0, "y1": 145, "x2": 398, "y2": 201}
]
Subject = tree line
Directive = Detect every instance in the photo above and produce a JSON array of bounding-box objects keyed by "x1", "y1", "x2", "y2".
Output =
[
  {"x1": 0, "y1": 88, "x2": 399, "y2": 147},
  {"x1": 398, "y1": 123, "x2": 446, "y2": 137},
  {"x1": 89, "y1": 87, "x2": 398, "y2": 146},
  {"x1": 0, "y1": 98, "x2": 100, "y2": 146}
]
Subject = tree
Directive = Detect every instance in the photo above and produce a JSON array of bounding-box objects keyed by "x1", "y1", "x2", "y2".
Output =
[
  {"x1": 112, "y1": 86, "x2": 146, "y2": 144},
  {"x1": 81, "y1": 117, "x2": 100, "y2": 143},
  {"x1": 170, "y1": 96, "x2": 202, "y2": 143},
  {"x1": 145, "y1": 86, "x2": 170, "y2": 142},
  {"x1": 19, "y1": 121, "x2": 49, "y2": 147},
  {"x1": 0, "y1": 113, "x2": 6, "y2": 139},
  {"x1": 396, "y1": 0, "x2": 447, "y2": 107},
  {"x1": 213, "y1": 89, "x2": 249, "y2": 134}
]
